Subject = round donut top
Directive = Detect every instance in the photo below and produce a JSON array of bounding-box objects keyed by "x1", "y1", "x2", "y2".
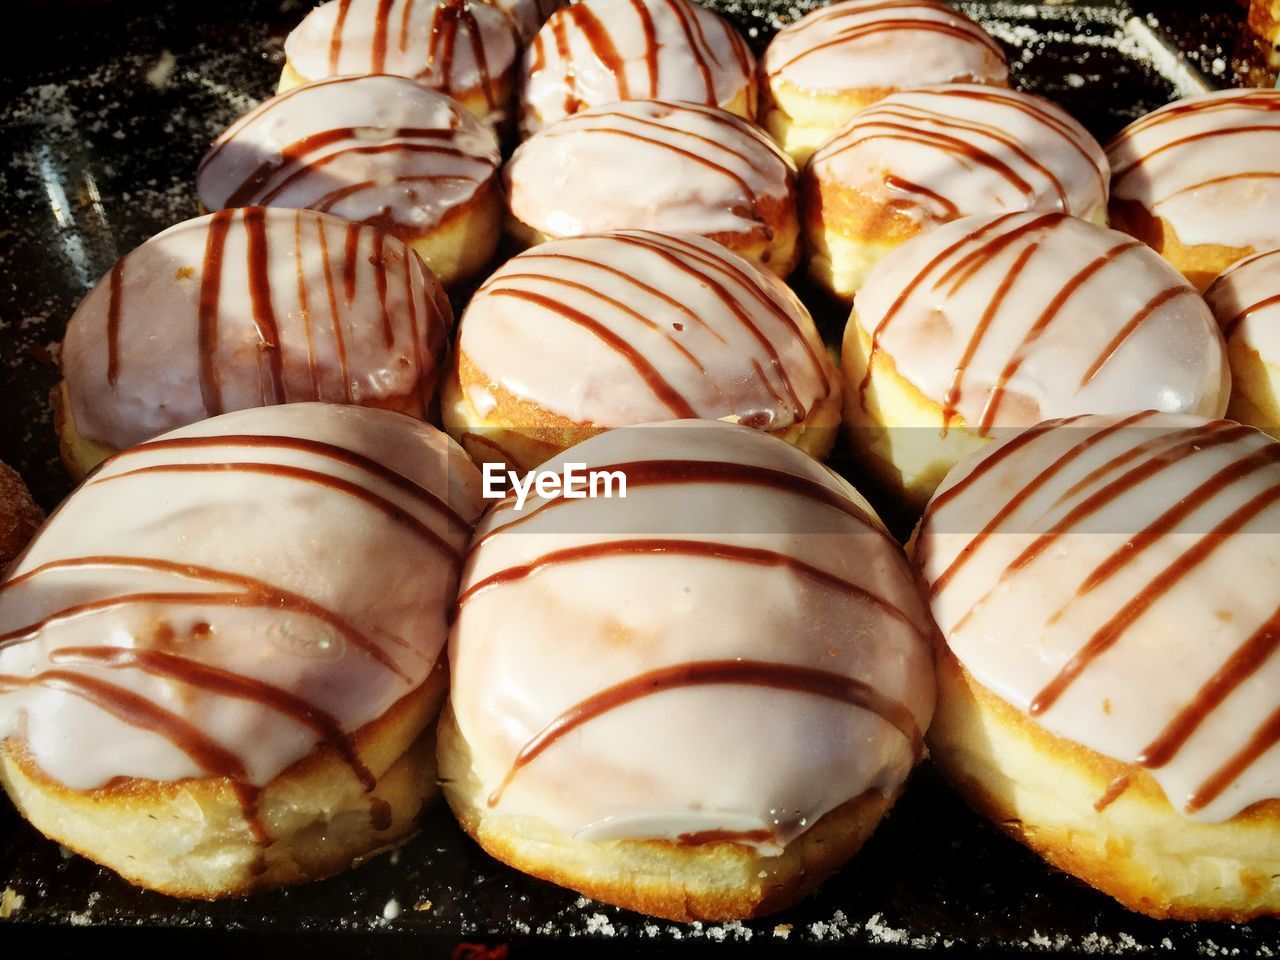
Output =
[
  {"x1": 1107, "y1": 89, "x2": 1280, "y2": 251},
  {"x1": 810, "y1": 85, "x2": 1109, "y2": 230},
  {"x1": 853, "y1": 212, "x2": 1229, "y2": 433},
  {"x1": 456, "y1": 230, "x2": 837, "y2": 431},
  {"x1": 520, "y1": 0, "x2": 755, "y2": 133},
  {"x1": 0, "y1": 403, "x2": 485, "y2": 798},
  {"x1": 450, "y1": 419, "x2": 935, "y2": 850},
  {"x1": 505, "y1": 99, "x2": 796, "y2": 243},
  {"x1": 1207, "y1": 249, "x2": 1280, "y2": 361},
  {"x1": 763, "y1": 0, "x2": 1008, "y2": 96},
  {"x1": 197, "y1": 75, "x2": 500, "y2": 240},
  {"x1": 916, "y1": 411, "x2": 1280, "y2": 823},
  {"x1": 283, "y1": 0, "x2": 517, "y2": 109},
  {"x1": 61, "y1": 208, "x2": 453, "y2": 451}
]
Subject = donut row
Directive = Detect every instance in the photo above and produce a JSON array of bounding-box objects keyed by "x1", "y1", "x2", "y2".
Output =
[{"x1": 5, "y1": 0, "x2": 1280, "y2": 931}]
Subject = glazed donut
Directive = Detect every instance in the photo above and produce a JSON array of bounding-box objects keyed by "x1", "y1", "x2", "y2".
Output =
[
  {"x1": 1206, "y1": 249, "x2": 1280, "y2": 437},
  {"x1": 1107, "y1": 88, "x2": 1280, "y2": 291},
  {"x1": 520, "y1": 0, "x2": 756, "y2": 136},
  {"x1": 842, "y1": 211, "x2": 1230, "y2": 510},
  {"x1": 56, "y1": 207, "x2": 453, "y2": 480},
  {"x1": 440, "y1": 230, "x2": 841, "y2": 471},
  {"x1": 0, "y1": 463, "x2": 42, "y2": 569},
  {"x1": 761, "y1": 0, "x2": 1009, "y2": 163},
  {"x1": 0, "y1": 403, "x2": 484, "y2": 898},
  {"x1": 804, "y1": 84, "x2": 1110, "y2": 300},
  {"x1": 440, "y1": 419, "x2": 935, "y2": 921},
  {"x1": 279, "y1": 0, "x2": 519, "y2": 130},
  {"x1": 504, "y1": 99, "x2": 799, "y2": 276},
  {"x1": 197, "y1": 74, "x2": 502, "y2": 288},
  {"x1": 915, "y1": 411, "x2": 1280, "y2": 921}
]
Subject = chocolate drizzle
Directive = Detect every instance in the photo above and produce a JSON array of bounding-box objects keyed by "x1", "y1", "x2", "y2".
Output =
[
  {"x1": 197, "y1": 209, "x2": 236, "y2": 415},
  {"x1": 105, "y1": 261, "x2": 124, "y2": 389},
  {"x1": 484, "y1": 658, "x2": 924, "y2": 807},
  {"x1": 0, "y1": 554, "x2": 411, "y2": 678},
  {"x1": 457, "y1": 538, "x2": 924, "y2": 638},
  {"x1": 92, "y1": 460, "x2": 463, "y2": 570},
  {"x1": 243, "y1": 207, "x2": 287, "y2": 405}
]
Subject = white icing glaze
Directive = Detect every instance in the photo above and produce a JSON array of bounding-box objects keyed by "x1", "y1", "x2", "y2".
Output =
[
  {"x1": 763, "y1": 0, "x2": 1007, "y2": 94},
  {"x1": 520, "y1": 0, "x2": 755, "y2": 134},
  {"x1": 916, "y1": 411, "x2": 1280, "y2": 823},
  {"x1": 283, "y1": 0, "x2": 517, "y2": 111},
  {"x1": 1207, "y1": 248, "x2": 1280, "y2": 361},
  {"x1": 456, "y1": 230, "x2": 836, "y2": 429},
  {"x1": 809, "y1": 85, "x2": 1109, "y2": 231},
  {"x1": 0, "y1": 403, "x2": 484, "y2": 792},
  {"x1": 485, "y1": 0, "x2": 563, "y2": 43},
  {"x1": 505, "y1": 99, "x2": 796, "y2": 242},
  {"x1": 1107, "y1": 89, "x2": 1280, "y2": 250},
  {"x1": 197, "y1": 75, "x2": 500, "y2": 240},
  {"x1": 853, "y1": 212, "x2": 1229, "y2": 433},
  {"x1": 450, "y1": 419, "x2": 935, "y2": 850},
  {"x1": 61, "y1": 208, "x2": 452, "y2": 451}
]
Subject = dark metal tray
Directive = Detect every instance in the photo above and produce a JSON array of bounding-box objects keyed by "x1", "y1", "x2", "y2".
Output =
[{"x1": 2, "y1": 0, "x2": 1278, "y2": 954}]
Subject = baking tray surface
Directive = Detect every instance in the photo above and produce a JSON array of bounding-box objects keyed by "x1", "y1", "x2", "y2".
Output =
[{"x1": 1, "y1": 0, "x2": 1278, "y2": 954}]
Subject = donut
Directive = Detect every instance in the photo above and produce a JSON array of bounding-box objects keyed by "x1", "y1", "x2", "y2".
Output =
[
  {"x1": 1107, "y1": 89, "x2": 1280, "y2": 291},
  {"x1": 519, "y1": 0, "x2": 756, "y2": 136},
  {"x1": 0, "y1": 403, "x2": 485, "y2": 898},
  {"x1": 803, "y1": 84, "x2": 1110, "y2": 300},
  {"x1": 56, "y1": 207, "x2": 453, "y2": 480},
  {"x1": 279, "y1": 0, "x2": 519, "y2": 130},
  {"x1": 504, "y1": 99, "x2": 799, "y2": 276},
  {"x1": 842, "y1": 211, "x2": 1230, "y2": 510},
  {"x1": 761, "y1": 0, "x2": 1009, "y2": 164},
  {"x1": 197, "y1": 74, "x2": 502, "y2": 288},
  {"x1": 440, "y1": 230, "x2": 841, "y2": 471},
  {"x1": 0, "y1": 463, "x2": 42, "y2": 569},
  {"x1": 914, "y1": 411, "x2": 1280, "y2": 920},
  {"x1": 1206, "y1": 249, "x2": 1280, "y2": 437},
  {"x1": 440, "y1": 419, "x2": 935, "y2": 921}
]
